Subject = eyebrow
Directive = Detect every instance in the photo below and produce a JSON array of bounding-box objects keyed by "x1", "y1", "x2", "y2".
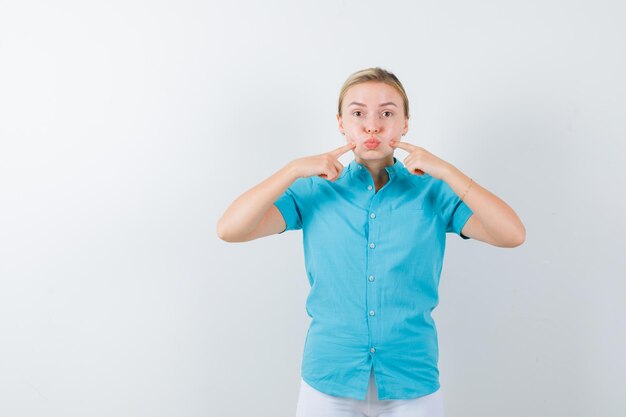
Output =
[{"x1": 347, "y1": 101, "x2": 398, "y2": 108}]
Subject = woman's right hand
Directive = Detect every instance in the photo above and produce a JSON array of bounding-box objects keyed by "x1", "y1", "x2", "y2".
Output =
[
  {"x1": 289, "y1": 142, "x2": 356, "y2": 182},
  {"x1": 217, "y1": 142, "x2": 355, "y2": 242}
]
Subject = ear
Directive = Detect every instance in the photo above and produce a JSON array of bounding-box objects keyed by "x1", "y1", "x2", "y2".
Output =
[
  {"x1": 336, "y1": 113, "x2": 344, "y2": 134},
  {"x1": 403, "y1": 115, "x2": 409, "y2": 135}
]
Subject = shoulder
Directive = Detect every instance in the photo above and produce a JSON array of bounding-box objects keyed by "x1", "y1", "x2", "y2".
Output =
[
  {"x1": 401, "y1": 172, "x2": 458, "y2": 212},
  {"x1": 287, "y1": 176, "x2": 315, "y2": 195},
  {"x1": 402, "y1": 171, "x2": 437, "y2": 192}
]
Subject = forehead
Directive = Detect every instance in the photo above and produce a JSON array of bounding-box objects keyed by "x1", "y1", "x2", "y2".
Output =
[{"x1": 344, "y1": 81, "x2": 402, "y2": 103}]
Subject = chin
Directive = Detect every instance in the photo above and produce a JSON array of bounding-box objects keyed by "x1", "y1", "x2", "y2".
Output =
[{"x1": 354, "y1": 149, "x2": 394, "y2": 161}]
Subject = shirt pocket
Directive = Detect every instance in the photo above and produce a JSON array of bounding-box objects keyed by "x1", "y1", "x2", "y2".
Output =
[
  {"x1": 390, "y1": 202, "x2": 424, "y2": 211},
  {"x1": 384, "y1": 206, "x2": 443, "y2": 295},
  {"x1": 386, "y1": 205, "x2": 439, "y2": 249}
]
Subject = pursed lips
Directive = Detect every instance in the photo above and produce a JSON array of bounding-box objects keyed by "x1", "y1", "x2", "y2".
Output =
[{"x1": 364, "y1": 138, "x2": 381, "y2": 144}]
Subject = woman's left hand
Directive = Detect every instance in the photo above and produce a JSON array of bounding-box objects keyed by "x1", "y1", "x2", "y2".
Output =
[{"x1": 389, "y1": 139, "x2": 452, "y2": 180}]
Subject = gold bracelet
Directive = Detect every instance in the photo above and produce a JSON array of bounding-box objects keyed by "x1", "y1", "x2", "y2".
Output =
[{"x1": 460, "y1": 178, "x2": 474, "y2": 201}]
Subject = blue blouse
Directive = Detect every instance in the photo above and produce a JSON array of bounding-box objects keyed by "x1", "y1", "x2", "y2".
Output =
[{"x1": 273, "y1": 156, "x2": 473, "y2": 400}]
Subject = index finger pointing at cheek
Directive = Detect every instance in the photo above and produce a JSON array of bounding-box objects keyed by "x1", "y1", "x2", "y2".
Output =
[
  {"x1": 390, "y1": 140, "x2": 415, "y2": 151},
  {"x1": 330, "y1": 142, "x2": 357, "y2": 157}
]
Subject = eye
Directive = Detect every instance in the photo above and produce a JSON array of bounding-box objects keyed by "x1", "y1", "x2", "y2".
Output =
[
  {"x1": 352, "y1": 111, "x2": 363, "y2": 117},
  {"x1": 382, "y1": 111, "x2": 393, "y2": 117}
]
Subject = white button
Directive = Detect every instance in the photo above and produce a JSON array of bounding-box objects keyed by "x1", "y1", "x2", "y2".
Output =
[
  {"x1": 358, "y1": 165, "x2": 362, "y2": 169},
  {"x1": 370, "y1": 347, "x2": 376, "y2": 353},
  {"x1": 368, "y1": 275, "x2": 375, "y2": 282},
  {"x1": 367, "y1": 185, "x2": 373, "y2": 190},
  {"x1": 370, "y1": 213, "x2": 376, "y2": 219},
  {"x1": 369, "y1": 243, "x2": 375, "y2": 249},
  {"x1": 369, "y1": 310, "x2": 375, "y2": 316}
]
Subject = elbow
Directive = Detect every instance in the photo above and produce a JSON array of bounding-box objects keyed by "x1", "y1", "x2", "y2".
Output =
[
  {"x1": 504, "y1": 225, "x2": 526, "y2": 248},
  {"x1": 216, "y1": 219, "x2": 234, "y2": 242},
  {"x1": 216, "y1": 218, "x2": 249, "y2": 243}
]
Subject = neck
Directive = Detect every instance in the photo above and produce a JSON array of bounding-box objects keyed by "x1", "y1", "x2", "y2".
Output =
[{"x1": 355, "y1": 154, "x2": 395, "y2": 185}]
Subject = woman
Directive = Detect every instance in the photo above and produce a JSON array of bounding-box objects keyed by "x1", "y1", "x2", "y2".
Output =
[{"x1": 217, "y1": 67, "x2": 525, "y2": 417}]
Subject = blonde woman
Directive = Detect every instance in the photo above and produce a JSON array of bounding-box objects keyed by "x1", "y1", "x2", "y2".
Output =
[{"x1": 217, "y1": 67, "x2": 525, "y2": 417}]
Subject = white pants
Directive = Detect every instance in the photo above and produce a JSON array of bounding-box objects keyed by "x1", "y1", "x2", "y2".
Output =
[{"x1": 295, "y1": 368, "x2": 445, "y2": 417}]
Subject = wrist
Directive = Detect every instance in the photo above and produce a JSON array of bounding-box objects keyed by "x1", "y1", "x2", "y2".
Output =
[
  {"x1": 284, "y1": 160, "x2": 303, "y2": 181},
  {"x1": 442, "y1": 163, "x2": 473, "y2": 200},
  {"x1": 441, "y1": 162, "x2": 458, "y2": 183}
]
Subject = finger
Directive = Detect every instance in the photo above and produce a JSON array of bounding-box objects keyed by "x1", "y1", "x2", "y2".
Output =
[
  {"x1": 325, "y1": 160, "x2": 341, "y2": 182},
  {"x1": 329, "y1": 141, "x2": 357, "y2": 157},
  {"x1": 330, "y1": 160, "x2": 344, "y2": 181},
  {"x1": 389, "y1": 139, "x2": 416, "y2": 151},
  {"x1": 404, "y1": 157, "x2": 425, "y2": 176},
  {"x1": 319, "y1": 161, "x2": 339, "y2": 181}
]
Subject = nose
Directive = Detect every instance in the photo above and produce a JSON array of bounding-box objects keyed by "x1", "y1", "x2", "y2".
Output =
[
  {"x1": 365, "y1": 121, "x2": 381, "y2": 134},
  {"x1": 364, "y1": 114, "x2": 382, "y2": 135}
]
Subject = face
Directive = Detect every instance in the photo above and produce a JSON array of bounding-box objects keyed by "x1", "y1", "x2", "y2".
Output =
[{"x1": 337, "y1": 81, "x2": 408, "y2": 164}]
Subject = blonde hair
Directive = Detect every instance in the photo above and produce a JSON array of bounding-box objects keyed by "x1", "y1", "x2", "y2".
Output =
[{"x1": 337, "y1": 67, "x2": 409, "y2": 118}]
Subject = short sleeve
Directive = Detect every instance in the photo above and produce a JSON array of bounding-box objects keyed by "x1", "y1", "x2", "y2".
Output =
[
  {"x1": 438, "y1": 180, "x2": 474, "y2": 240},
  {"x1": 273, "y1": 180, "x2": 306, "y2": 234}
]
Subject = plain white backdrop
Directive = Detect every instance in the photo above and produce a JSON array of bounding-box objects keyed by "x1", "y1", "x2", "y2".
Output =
[{"x1": 1, "y1": 0, "x2": 625, "y2": 416}]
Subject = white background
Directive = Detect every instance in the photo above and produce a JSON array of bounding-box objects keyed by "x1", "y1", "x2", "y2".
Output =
[{"x1": 1, "y1": 1, "x2": 625, "y2": 416}]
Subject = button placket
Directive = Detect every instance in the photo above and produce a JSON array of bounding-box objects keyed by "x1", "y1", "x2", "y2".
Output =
[{"x1": 366, "y1": 198, "x2": 380, "y2": 358}]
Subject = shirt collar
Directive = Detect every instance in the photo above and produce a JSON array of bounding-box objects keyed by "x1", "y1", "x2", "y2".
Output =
[{"x1": 345, "y1": 156, "x2": 407, "y2": 182}]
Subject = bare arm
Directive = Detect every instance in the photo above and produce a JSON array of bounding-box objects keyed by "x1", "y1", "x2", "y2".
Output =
[
  {"x1": 444, "y1": 164, "x2": 526, "y2": 247},
  {"x1": 216, "y1": 162, "x2": 300, "y2": 242},
  {"x1": 389, "y1": 139, "x2": 525, "y2": 248},
  {"x1": 216, "y1": 142, "x2": 356, "y2": 243}
]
